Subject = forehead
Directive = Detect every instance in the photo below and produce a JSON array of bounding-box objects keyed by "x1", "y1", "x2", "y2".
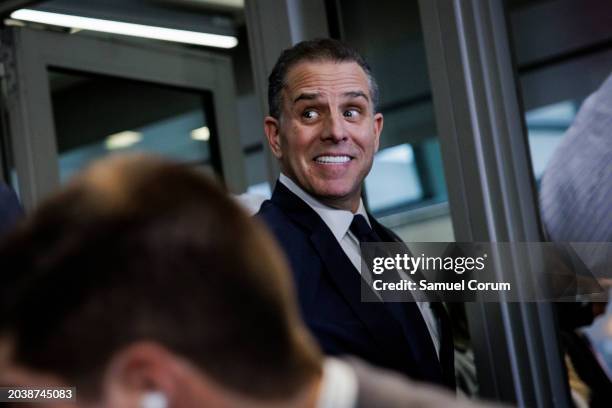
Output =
[{"x1": 283, "y1": 61, "x2": 370, "y2": 98}]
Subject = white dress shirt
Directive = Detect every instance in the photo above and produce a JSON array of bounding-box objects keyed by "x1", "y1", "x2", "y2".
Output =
[
  {"x1": 279, "y1": 174, "x2": 441, "y2": 357},
  {"x1": 317, "y1": 358, "x2": 358, "y2": 408}
]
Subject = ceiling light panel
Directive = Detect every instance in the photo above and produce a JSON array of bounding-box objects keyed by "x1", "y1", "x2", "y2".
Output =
[{"x1": 10, "y1": 9, "x2": 238, "y2": 49}]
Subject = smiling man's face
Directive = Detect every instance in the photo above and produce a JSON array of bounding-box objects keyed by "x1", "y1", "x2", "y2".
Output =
[{"x1": 265, "y1": 61, "x2": 383, "y2": 212}]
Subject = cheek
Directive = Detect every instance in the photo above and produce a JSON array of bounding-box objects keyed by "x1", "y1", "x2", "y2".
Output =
[
  {"x1": 356, "y1": 131, "x2": 378, "y2": 153},
  {"x1": 286, "y1": 127, "x2": 314, "y2": 158}
]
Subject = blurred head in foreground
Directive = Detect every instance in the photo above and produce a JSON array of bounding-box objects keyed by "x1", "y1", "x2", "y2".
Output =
[{"x1": 0, "y1": 155, "x2": 322, "y2": 408}]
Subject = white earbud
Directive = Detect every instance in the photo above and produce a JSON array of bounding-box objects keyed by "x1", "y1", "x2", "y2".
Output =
[{"x1": 140, "y1": 391, "x2": 168, "y2": 408}]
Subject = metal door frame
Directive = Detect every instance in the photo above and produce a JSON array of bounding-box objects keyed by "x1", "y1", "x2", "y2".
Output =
[
  {"x1": 1, "y1": 26, "x2": 246, "y2": 209},
  {"x1": 419, "y1": 0, "x2": 570, "y2": 406}
]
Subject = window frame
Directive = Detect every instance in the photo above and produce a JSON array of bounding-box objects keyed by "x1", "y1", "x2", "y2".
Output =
[{"x1": 2, "y1": 26, "x2": 246, "y2": 209}]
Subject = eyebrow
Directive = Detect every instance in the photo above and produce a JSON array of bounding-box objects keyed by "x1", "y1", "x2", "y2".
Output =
[
  {"x1": 344, "y1": 91, "x2": 369, "y2": 101},
  {"x1": 293, "y1": 92, "x2": 320, "y2": 104},
  {"x1": 292, "y1": 91, "x2": 370, "y2": 104}
]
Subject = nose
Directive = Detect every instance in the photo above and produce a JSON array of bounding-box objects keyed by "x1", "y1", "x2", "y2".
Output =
[{"x1": 321, "y1": 111, "x2": 347, "y2": 143}]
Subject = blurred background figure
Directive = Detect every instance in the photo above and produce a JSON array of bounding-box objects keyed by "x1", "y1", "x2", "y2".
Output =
[
  {"x1": 0, "y1": 154, "x2": 500, "y2": 408},
  {"x1": 0, "y1": 182, "x2": 23, "y2": 238},
  {"x1": 539, "y1": 72, "x2": 612, "y2": 408}
]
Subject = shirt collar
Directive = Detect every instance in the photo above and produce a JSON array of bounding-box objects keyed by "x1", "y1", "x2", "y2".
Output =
[{"x1": 279, "y1": 173, "x2": 370, "y2": 242}]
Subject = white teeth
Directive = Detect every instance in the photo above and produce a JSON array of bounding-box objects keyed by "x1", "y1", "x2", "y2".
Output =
[{"x1": 315, "y1": 155, "x2": 351, "y2": 164}]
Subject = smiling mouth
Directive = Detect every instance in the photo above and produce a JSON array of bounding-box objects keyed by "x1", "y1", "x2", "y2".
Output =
[{"x1": 314, "y1": 155, "x2": 352, "y2": 164}]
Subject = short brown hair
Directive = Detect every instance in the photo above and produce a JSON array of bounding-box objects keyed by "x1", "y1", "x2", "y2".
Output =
[
  {"x1": 268, "y1": 38, "x2": 379, "y2": 119},
  {"x1": 0, "y1": 155, "x2": 321, "y2": 400}
]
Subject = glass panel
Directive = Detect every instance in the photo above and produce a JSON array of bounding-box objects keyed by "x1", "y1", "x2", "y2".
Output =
[
  {"x1": 48, "y1": 68, "x2": 219, "y2": 182},
  {"x1": 336, "y1": 0, "x2": 454, "y2": 241}
]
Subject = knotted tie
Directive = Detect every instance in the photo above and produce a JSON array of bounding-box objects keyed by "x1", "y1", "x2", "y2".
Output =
[
  {"x1": 351, "y1": 214, "x2": 427, "y2": 297},
  {"x1": 350, "y1": 214, "x2": 406, "y2": 299},
  {"x1": 350, "y1": 214, "x2": 383, "y2": 244},
  {"x1": 350, "y1": 214, "x2": 386, "y2": 287}
]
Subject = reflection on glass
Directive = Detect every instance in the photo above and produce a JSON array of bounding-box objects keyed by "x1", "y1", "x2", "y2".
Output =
[{"x1": 48, "y1": 69, "x2": 217, "y2": 183}]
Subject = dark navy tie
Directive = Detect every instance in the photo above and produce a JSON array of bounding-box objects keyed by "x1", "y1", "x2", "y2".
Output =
[
  {"x1": 350, "y1": 214, "x2": 382, "y2": 243},
  {"x1": 350, "y1": 214, "x2": 388, "y2": 286},
  {"x1": 350, "y1": 213, "x2": 410, "y2": 297}
]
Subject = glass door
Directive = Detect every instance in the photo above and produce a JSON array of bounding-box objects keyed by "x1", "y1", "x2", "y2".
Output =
[{"x1": 3, "y1": 25, "x2": 245, "y2": 209}]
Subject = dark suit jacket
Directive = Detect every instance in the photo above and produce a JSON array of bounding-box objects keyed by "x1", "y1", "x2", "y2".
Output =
[{"x1": 258, "y1": 182, "x2": 455, "y2": 389}]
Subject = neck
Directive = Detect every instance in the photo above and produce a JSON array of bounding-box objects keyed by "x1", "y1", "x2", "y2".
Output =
[
  {"x1": 279, "y1": 173, "x2": 362, "y2": 213},
  {"x1": 316, "y1": 195, "x2": 360, "y2": 213}
]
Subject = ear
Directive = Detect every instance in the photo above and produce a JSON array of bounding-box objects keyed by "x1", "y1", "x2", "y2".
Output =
[
  {"x1": 264, "y1": 116, "x2": 283, "y2": 159},
  {"x1": 102, "y1": 342, "x2": 229, "y2": 408},
  {"x1": 373, "y1": 112, "x2": 384, "y2": 153},
  {"x1": 102, "y1": 342, "x2": 177, "y2": 408}
]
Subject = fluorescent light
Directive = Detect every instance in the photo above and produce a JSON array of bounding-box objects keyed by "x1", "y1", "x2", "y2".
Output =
[
  {"x1": 191, "y1": 126, "x2": 210, "y2": 141},
  {"x1": 105, "y1": 131, "x2": 142, "y2": 150},
  {"x1": 192, "y1": 0, "x2": 245, "y2": 9},
  {"x1": 10, "y1": 9, "x2": 238, "y2": 49}
]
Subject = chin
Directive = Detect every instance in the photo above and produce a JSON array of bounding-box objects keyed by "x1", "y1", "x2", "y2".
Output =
[
  {"x1": 312, "y1": 184, "x2": 358, "y2": 203},
  {"x1": 310, "y1": 181, "x2": 347, "y2": 195}
]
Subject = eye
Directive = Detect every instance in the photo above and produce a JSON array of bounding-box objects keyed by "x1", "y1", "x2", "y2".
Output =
[
  {"x1": 343, "y1": 109, "x2": 360, "y2": 119},
  {"x1": 302, "y1": 110, "x2": 319, "y2": 120}
]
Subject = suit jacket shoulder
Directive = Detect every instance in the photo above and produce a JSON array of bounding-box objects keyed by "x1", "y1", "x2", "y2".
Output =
[{"x1": 257, "y1": 193, "x2": 326, "y2": 316}]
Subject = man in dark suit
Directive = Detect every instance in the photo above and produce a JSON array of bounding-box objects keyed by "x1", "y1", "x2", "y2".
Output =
[{"x1": 257, "y1": 38, "x2": 455, "y2": 389}]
